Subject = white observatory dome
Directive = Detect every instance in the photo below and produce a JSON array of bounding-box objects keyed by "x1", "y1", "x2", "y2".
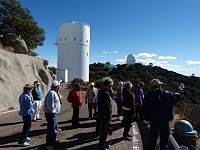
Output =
[
  {"x1": 56, "y1": 22, "x2": 90, "y2": 82},
  {"x1": 126, "y1": 54, "x2": 136, "y2": 65}
]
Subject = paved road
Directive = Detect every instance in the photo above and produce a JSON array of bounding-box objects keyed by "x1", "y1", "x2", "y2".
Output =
[{"x1": 0, "y1": 86, "x2": 149, "y2": 150}]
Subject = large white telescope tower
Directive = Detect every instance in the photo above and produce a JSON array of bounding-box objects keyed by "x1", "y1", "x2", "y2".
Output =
[{"x1": 56, "y1": 22, "x2": 90, "y2": 82}]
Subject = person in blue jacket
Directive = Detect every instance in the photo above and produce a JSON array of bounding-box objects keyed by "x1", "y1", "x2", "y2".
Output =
[
  {"x1": 141, "y1": 79, "x2": 183, "y2": 150},
  {"x1": 18, "y1": 84, "x2": 36, "y2": 147},
  {"x1": 31, "y1": 81, "x2": 42, "y2": 121},
  {"x1": 134, "y1": 82, "x2": 144, "y2": 121}
]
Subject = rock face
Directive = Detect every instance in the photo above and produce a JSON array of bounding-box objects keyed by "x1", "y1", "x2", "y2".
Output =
[
  {"x1": 0, "y1": 49, "x2": 52, "y2": 112},
  {"x1": 1, "y1": 33, "x2": 28, "y2": 54}
]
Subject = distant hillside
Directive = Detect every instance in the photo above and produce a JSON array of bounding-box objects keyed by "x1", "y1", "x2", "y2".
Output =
[{"x1": 89, "y1": 63, "x2": 200, "y2": 105}]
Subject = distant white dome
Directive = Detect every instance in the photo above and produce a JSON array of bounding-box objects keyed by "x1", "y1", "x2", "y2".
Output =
[
  {"x1": 126, "y1": 54, "x2": 136, "y2": 65},
  {"x1": 149, "y1": 62, "x2": 153, "y2": 67},
  {"x1": 105, "y1": 61, "x2": 111, "y2": 67}
]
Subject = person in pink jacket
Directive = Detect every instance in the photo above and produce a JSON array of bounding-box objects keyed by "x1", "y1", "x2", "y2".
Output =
[{"x1": 71, "y1": 83, "x2": 83, "y2": 127}]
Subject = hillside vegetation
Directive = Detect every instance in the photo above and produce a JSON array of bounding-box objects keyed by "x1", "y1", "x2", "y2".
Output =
[{"x1": 89, "y1": 62, "x2": 200, "y2": 105}]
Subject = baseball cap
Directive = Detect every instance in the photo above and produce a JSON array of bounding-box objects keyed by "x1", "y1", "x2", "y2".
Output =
[
  {"x1": 51, "y1": 80, "x2": 60, "y2": 87},
  {"x1": 150, "y1": 79, "x2": 163, "y2": 87},
  {"x1": 34, "y1": 81, "x2": 40, "y2": 85}
]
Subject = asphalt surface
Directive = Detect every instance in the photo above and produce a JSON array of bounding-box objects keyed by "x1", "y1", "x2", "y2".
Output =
[{"x1": 0, "y1": 86, "x2": 149, "y2": 150}]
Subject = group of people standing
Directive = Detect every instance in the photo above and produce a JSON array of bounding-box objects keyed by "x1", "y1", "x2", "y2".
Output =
[
  {"x1": 18, "y1": 81, "x2": 43, "y2": 146},
  {"x1": 18, "y1": 80, "x2": 62, "y2": 150},
  {"x1": 96, "y1": 78, "x2": 184, "y2": 150},
  {"x1": 18, "y1": 77, "x2": 184, "y2": 150}
]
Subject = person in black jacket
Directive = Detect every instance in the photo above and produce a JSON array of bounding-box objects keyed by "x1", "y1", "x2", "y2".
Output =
[
  {"x1": 121, "y1": 82, "x2": 136, "y2": 140},
  {"x1": 141, "y1": 79, "x2": 183, "y2": 150},
  {"x1": 98, "y1": 78, "x2": 113, "y2": 150}
]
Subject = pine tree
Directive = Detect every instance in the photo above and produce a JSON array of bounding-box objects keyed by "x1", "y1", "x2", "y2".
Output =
[{"x1": 0, "y1": 0, "x2": 45, "y2": 53}]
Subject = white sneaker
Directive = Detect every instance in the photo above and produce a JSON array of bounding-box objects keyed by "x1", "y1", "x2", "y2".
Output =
[
  {"x1": 116, "y1": 116, "x2": 123, "y2": 121},
  {"x1": 26, "y1": 137, "x2": 31, "y2": 141},
  {"x1": 18, "y1": 142, "x2": 29, "y2": 147}
]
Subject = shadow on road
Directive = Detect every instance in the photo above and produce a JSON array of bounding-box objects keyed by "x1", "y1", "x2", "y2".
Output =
[
  {"x1": 137, "y1": 121, "x2": 150, "y2": 150},
  {"x1": 0, "y1": 121, "x2": 23, "y2": 126},
  {"x1": 0, "y1": 128, "x2": 46, "y2": 146}
]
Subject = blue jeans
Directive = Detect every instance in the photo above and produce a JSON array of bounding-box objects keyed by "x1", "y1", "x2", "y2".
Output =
[
  {"x1": 72, "y1": 107, "x2": 79, "y2": 126},
  {"x1": 18, "y1": 115, "x2": 32, "y2": 144},
  {"x1": 148, "y1": 123, "x2": 170, "y2": 150},
  {"x1": 88, "y1": 103, "x2": 93, "y2": 118},
  {"x1": 45, "y1": 113, "x2": 58, "y2": 146},
  {"x1": 99, "y1": 117, "x2": 108, "y2": 150}
]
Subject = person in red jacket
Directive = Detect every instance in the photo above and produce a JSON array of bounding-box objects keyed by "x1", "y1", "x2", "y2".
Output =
[{"x1": 71, "y1": 83, "x2": 83, "y2": 127}]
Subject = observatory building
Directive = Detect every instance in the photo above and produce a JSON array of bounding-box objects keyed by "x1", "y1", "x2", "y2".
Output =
[
  {"x1": 56, "y1": 22, "x2": 90, "y2": 82},
  {"x1": 126, "y1": 54, "x2": 136, "y2": 65}
]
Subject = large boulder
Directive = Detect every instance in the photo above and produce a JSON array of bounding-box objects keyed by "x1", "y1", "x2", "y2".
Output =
[
  {"x1": 0, "y1": 49, "x2": 52, "y2": 112},
  {"x1": 1, "y1": 33, "x2": 28, "y2": 54}
]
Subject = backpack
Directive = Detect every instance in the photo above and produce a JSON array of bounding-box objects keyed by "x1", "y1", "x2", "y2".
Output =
[{"x1": 67, "y1": 89, "x2": 74, "y2": 103}]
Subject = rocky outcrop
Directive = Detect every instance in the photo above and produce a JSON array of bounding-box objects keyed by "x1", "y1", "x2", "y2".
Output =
[
  {"x1": 0, "y1": 49, "x2": 52, "y2": 112},
  {"x1": 1, "y1": 33, "x2": 28, "y2": 54}
]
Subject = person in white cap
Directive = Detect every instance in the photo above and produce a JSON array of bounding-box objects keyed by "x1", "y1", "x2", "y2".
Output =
[
  {"x1": 141, "y1": 78, "x2": 184, "y2": 150},
  {"x1": 43, "y1": 80, "x2": 61, "y2": 150},
  {"x1": 85, "y1": 82, "x2": 98, "y2": 119}
]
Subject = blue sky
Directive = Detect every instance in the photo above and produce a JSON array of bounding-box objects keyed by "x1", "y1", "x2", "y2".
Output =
[{"x1": 19, "y1": 0, "x2": 200, "y2": 77}]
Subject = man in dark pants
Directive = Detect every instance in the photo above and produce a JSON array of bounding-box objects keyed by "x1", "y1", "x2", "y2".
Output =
[
  {"x1": 141, "y1": 79, "x2": 183, "y2": 150},
  {"x1": 134, "y1": 82, "x2": 144, "y2": 121},
  {"x1": 43, "y1": 81, "x2": 61, "y2": 150},
  {"x1": 98, "y1": 78, "x2": 113, "y2": 150}
]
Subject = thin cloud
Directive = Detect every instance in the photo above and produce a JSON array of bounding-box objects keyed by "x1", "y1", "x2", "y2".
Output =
[
  {"x1": 137, "y1": 58, "x2": 181, "y2": 71},
  {"x1": 158, "y1": 56, "x2": 177, "y2": 60},
  {"x1": 138, "y1": 53, "x2": 157, "y2": 58},
  {"x1": 98, "y1": 55, "x2": 105, "y2": 57},
  {"x1": 49, "y1": 59, "x2": 57, "y2": 67},
  {"x1": 186, "y1": 60, "x2": 200, "y2": 65},
  {"x1": 103, "y1": 51, "x2": 111, "y2": 54},
  {"x1": 115, "y1": 59, "x2": 126, "y2": 63},
  {"x1": 49, "y1": 63, "x2": 57, "y2": 67},
  {"x1": 113, "y1": 51, "x2": 117, "y2": 53},
  {"x1": 112, "y1": 52, "x2": 197, "y2": 76}
]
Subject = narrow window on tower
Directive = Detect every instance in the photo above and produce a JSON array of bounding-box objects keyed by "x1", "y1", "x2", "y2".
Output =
[
  {"x1": 65, "y1": 37, "x2": 67, "y2": 41},
  {"x1": 74, "y1": 38, "x2": 76, "y2": 41},
  {"x1": 87, "y1": 53, "x2": 88, "y2": 56},
  {"x1": 60, "y1": 38, "x2": 62, "y2": 41},
  {"x1": 80, "y1": 38, "x2": 82, "y2": 42},
  {"x1": 86, "y1": 40, "x2": 88, "y2": 43}
]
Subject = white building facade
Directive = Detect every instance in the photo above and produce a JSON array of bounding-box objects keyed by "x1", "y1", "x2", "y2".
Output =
[
  {"x1": 126, "y1": 54, "x2": 136, "y2": 65},
  {"x1": 56, "y1": 22, "x2": 90, "y2": 82}
]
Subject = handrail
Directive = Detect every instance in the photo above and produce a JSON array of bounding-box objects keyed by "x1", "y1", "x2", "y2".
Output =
[{"x1": 168, "y1": 135, "x2": 180, "y2": 150}]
